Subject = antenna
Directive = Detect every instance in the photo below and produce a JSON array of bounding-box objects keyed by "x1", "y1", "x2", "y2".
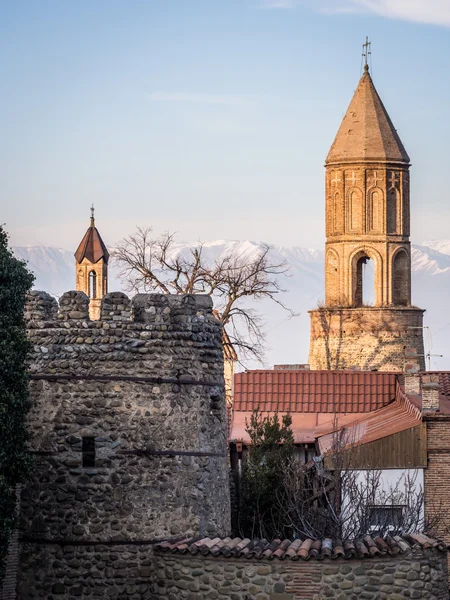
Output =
[{"x1": 408, "y1": 326, "x2": 443, "y2": 371}]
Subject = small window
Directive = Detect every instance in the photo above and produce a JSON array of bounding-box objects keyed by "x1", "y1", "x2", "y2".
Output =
[
  {"x1": 368, "y1": 505, "x2": 404, "y2": 533},
  {"x1": 82, "y1": 437, "x2": 95, "y2": 468}
]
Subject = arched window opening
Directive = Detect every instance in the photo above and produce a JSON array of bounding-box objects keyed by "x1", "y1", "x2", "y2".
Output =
[
  {"x1": 392, "y1": 251, "x2": 409, "y2": 306},
  {"x1": 88, "y1": 270, "x2": 97, "y2": 299},
  {"x1": 387, "y1": 188, "x2": 398, "y2": 234},
  {"x1": 355, "y1": 255, "x2": 375, "y2": 306}
]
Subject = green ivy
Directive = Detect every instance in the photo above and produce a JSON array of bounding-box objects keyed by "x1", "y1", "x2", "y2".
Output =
[{"x1": 0, "y1": 225, "x2": 34, "y2": 584}]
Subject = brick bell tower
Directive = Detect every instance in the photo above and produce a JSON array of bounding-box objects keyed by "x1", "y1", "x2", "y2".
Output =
[
  {"x1": 75, "y1": 206, "x2": 109, "y2": 320},
  {"x1": 308, "y1": 53, "x2": 425, "y2": 371}
]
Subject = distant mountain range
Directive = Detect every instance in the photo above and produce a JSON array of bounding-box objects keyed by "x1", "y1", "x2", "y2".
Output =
[{"x1": 13, "y1": 241, "x2": 450, "y2": 370}]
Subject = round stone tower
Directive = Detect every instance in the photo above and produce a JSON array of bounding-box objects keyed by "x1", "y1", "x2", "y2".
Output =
[
  {"x1": 308, "y1": 63, "x2": 425, "y2": 371},
  {"x1": 17, "y1": 291, "x2": 230, "y2": 599}
]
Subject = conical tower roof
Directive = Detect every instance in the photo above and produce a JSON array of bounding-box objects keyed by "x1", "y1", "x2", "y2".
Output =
[
  {"x1": 326, "y1": 66, "x2": 410, "y2": 165},
  {"x1": 75, "y1": 209, "x2": 109, "y2": 264}
]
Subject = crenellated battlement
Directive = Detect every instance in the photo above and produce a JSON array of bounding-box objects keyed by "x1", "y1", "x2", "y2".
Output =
[
  {"x1": 25, "y1": 289, "x2": 216, "y2": 326},
  {"x1": 25, "y1": 291, "x2": 222, "y2": 382}
]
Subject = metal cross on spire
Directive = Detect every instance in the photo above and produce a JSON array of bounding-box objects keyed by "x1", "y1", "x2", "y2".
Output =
[
  {"x1": 90, "y1": 204, "x2": 95, "y2": 227},
  {"x1": 362, "y1": 36, "x2": 371, "y2": 71}
]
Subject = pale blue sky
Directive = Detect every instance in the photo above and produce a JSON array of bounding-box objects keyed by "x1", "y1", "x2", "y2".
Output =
[{"x1": 2, "y1": 0, "x2": 450, "y2": 250}]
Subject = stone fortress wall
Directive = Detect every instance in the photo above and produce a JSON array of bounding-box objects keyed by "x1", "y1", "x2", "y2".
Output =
[
  {"x1": 153, "y1": 548, "x2": 449, "y2": 600},
  {"x1": 17, "y1": 290, "x2": 231, "y2": 599}
]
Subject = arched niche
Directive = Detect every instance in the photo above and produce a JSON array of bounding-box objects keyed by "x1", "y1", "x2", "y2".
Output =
[
  {"x1": 387, "y1": 188, "x2": 399, "y2": 234},
  {"x1": 350, "y1": 247, "x2": 383, "y2": 307},
  {"x1": 347, "y1": 188, "x2": 363, "y2": 233},
  {"x1": 326, "y1": 249, "x2": 340, "y2": 305},
  {"x1": 392, "y1": 249, "x2": 410, "y2": 306},
  {"x1": 367, "y1": 187, "x2": 384, "y2": 233},
  {"x1": 333, "y1": 191, "x2": 344, "y2": 234}
]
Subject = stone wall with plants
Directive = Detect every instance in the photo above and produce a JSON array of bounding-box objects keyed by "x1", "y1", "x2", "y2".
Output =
[{"x1": 15, "y1": 290, "x2": 231, "y2": 599}]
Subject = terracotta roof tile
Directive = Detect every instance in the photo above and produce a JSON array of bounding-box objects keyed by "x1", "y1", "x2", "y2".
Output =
[
  {"x1": 233, "y1": 370, "x2": 397, "y2": 414},
  {"x1": 154, "y1": 534, "x2": 446, "y2": 560},
  {"x1": 317, "y1": 382, "x2": 422, "y2": 453},
  {"x1": 439, "y1": 372, "x2": 450, "y2": 396},
  {"x1": 230, "y1": 410, "x2": 370, "y2": 444}
]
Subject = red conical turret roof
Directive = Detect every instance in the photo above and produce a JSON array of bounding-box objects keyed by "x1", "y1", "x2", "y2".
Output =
[{"x1": 74, "y1": 209, "x2": 109, "y2": 264}]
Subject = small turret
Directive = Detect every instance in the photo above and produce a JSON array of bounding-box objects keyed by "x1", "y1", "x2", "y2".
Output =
[{"x1": 74, "y1": 206, "x2": 109, "y2": 320}]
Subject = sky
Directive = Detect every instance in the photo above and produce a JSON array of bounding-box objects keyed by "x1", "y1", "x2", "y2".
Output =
[{"x1": 2, "y1": 0, "x2": 450, "y2": 250}]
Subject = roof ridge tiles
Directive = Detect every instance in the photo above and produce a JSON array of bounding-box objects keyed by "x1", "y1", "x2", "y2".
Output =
[{"x1": 157, "y1": 535, "x2": 447, "y2": 560}]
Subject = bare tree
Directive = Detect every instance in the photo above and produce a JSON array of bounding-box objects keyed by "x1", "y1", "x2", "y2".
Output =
[
  {"x1": 278, "y1": 459, "x2": 434, "y2": 540},
  {"x1": 237, "y1": 411, "x2": 447, "y2": 541},
  {"x1": 113, "y1": 227, "x2": 294, "y2": 361},
  {"x1": 276, "y1": 423, "x2": 446, "y2": 540}
]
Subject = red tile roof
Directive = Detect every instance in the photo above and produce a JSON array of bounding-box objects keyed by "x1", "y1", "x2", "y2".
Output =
[
  {"x1": 317, "y1": 383, "x2": 422, "y2": 454},
  {"x1": 233, "y1": 370, "x2": 397, "y2": 413},
  {"x1": 231, "y1": 410, "x2": 370, "y2": 444},
  {"x1": 439, "y1": 372, "x2": 450, "y2": 396},
  {"x1": 154, "y1": 533, "x2": 446, "y2": 560}
]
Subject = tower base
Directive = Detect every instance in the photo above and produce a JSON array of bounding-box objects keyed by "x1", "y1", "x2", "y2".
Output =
[{"x1": 308, "y1": 307, "x2": 425, "y2": 372}]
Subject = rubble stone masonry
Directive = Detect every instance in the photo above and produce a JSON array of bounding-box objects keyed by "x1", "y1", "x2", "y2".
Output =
[
  {"x1": 16, "y1": 290, "x2": 231, "y2": 599},
  {"x1": 153, "y1": 549, "x2": 448, "y2": 600}
]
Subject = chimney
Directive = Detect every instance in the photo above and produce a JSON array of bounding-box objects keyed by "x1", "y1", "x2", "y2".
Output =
[
  {"x1": 404, "y1": 347, "x2": 421, "y2": 395},
  {"x1": 422, "y1": 374, "x2": 440, "y2": 412}
]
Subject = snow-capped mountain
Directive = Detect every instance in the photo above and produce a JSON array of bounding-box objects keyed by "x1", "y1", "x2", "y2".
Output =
[
  {"x1": 421, "y1": 240, "x2": 450, "y2": 257},
  {"x1": 13, "y1": 241, "x2": 450, "y2": 370}
]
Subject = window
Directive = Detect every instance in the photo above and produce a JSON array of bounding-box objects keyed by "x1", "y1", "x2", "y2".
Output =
[
  {"x1": 82, "y1": 437, "x2": 95, "y2": 467},
  {"x1": 368, "y1": 505, "x2": 404, "y2": 533},
  {"x1": 88, "y1": 271, "x2": 97, "y2": 299}
]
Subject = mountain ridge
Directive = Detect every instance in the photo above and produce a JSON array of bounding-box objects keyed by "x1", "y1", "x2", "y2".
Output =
[{"x1": 13, "y1": 241, "x2": 450, "y2": 370}]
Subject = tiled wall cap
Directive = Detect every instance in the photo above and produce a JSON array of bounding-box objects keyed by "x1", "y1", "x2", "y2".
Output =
[{"x1": 154, "y1": 533, "x2": 447, "y2": 561}]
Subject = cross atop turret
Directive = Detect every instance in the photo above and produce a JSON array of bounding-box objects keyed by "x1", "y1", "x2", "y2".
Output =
[
  {"x1": 74, "y1": 208, "x2": 109, "y2": 319},
  {"x1": 362, "y1": 36, "x2": 371, "y2": 70}
]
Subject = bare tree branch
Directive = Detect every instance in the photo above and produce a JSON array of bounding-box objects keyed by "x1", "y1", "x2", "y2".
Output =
[
  {"x1": 237, "y1": 411, "x2": 449, "y2": 541},
  {"x1": 112, "y1": 227, "x2": 295, "y2": 362}
]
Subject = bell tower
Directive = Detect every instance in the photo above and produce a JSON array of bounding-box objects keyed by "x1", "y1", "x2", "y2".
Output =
[
  {"x1": 74, "y1": 206, "x2": 109, "y2": 320},
  {"x1": 309, "y1": 49, "x2": 425, "y2": 371}
]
